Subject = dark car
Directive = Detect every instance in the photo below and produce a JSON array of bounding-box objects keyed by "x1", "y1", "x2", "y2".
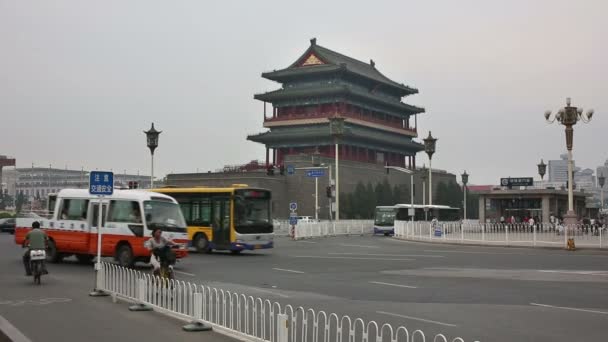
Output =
[{"x1": 0, "y1": 218, "x2": 16, "y2": 234}]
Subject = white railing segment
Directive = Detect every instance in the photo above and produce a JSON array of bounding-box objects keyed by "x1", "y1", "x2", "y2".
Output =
[
  {"x1": 98, "y1": 262, "x2": 478, "y2": 342},
  {"x1": 394, "y1": 221, "x2": 606, "y2": 248}
]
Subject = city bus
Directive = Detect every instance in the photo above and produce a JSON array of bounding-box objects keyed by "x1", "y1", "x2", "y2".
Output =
[
  {"x1": 373, "y1": 204, "x2": 461, "y2": 235},
  {"x1": 14, "y1": 189, "x2": 189, "y2": 267},
  {"x1": 152, "y1": 186, "x2": 274, "y2": 253}
]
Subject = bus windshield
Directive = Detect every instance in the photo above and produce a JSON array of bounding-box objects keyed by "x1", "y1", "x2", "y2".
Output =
[
  {"x1": 234, "y1": 190, "x2": 272, "y2": 234},
  {"x1": 374, "y1": 208, "x2": 396, "y2": 226},
  {"x1": 143, "y1": 200, "x2": 187, "y2": 232}
]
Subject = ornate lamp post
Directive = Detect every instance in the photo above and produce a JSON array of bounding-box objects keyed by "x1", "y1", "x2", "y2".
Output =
[
  {"x1": 537, "y1": 159, "x2": 547, "y2": 180},
  {"x1": 423, "y1": 131, "x2": 437, "y2": 207},
  {"x1": 599, "y1": 173, "x2": 605, "y2": 209},
  {"x1": 461, "y1": 171, "x2": 469, "y2": 220},
  {"x1": 329, "y1": 117, "x2": 345, "y2": 221},
  {"x1": 420, "y1": 165, "x2": 428, "y2": 220},
  {"x1": 545, "y1": 98, "x2": 594, "y2": 226},
  {"x1": 144, "y1": 123, "x2": 161, "y2": 189}
]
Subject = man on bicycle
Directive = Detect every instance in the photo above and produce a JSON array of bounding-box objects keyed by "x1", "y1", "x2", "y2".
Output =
[{"x1": 144, "y1": 228, "x2": 176, "y2": 274}]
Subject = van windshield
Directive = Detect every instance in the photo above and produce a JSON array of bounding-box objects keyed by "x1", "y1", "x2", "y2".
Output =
[{"x1": 143, "y1": 200, "x2": 187, "y2": 232}]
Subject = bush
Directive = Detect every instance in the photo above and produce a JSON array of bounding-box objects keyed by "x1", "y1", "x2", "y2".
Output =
[{"x1": 0, "y1": 212, "x2": 15, "y2": 219}]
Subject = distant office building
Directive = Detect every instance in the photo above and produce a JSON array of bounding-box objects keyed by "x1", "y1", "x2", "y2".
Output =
[
  {"x1": 15, "y1": 167, "x2": 151, "y2": 200},
  {"x1": 548, "y1": 154, "x2": 572, "y2": 183}
]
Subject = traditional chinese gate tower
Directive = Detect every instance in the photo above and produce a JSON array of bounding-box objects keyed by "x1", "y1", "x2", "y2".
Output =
[{"x1": 248, "y1": 38, "x2": 425, "y2": 169}]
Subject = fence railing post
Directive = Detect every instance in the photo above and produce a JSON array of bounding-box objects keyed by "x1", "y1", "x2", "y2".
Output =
[
  {"x1": 129, "y1": 278, "x2": 152, "y2": 311},
  {"x1": 277, "y1": 313, "x2": 289, "y2": 342},
  {"x1": 600, "y1": 228, "x2": 603, "y2": 249},
  {"x1": 482, "y1": 224, "x2": 485, "y2": 242},
  {"x1": 183, "y1": 292, "x2": 212, "y2": 331},
  {"x1": 461, "y1": 222, "x2": 464, "y2": 243},
  {"x1": 533, "y1": 224, "x2": 537, "y2": 247},
  {"x1": 505, "y1": 225, "x2": 509, "y2": 245}
]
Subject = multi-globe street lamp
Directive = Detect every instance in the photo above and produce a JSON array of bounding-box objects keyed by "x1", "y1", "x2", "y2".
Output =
[{"x1": 545, "y1": 98, "x2": 594, "y2": 226}]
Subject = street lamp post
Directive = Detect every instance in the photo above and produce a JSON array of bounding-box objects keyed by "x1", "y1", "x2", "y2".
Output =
[
  {"x1": 423, "y1": 132, "x2": 437, "y2": 207},
  {"x1": 420, "y1": 165, "x2": 428, "y2": 221},
  {"x1": 461, "y1": 171, "x2": 469, "y2": 221},
  {"x1": 599, "y1": 173, "x2": 605, "y2": 209},
  {"x1": 545, "y1": 98, "x2": 594, "y2": 227},
  {"x1": 329, "y1": 117, "x2": 345, "y2": 221},
  {"x1": 312, "y1": 150, "x2": 321, "y2": 221},
  {"x1": 537, "y1": 159, "x2": 547, "y2": 188},
  {"x1": 144, "y1": 123, "x2": 161, "y2": 189}
]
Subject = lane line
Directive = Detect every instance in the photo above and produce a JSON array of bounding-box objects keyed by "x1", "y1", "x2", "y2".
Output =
[
  {"x1": 538, "y1": 270, "x2": 608, "y2": 276},
  {"x1": 252, "y1": 288, "x2": 290, "y2": 298},
  {"x1": 530, "y1": 303, "x2": 608, "y2": 315},
  {"x1": 330, "y1": 252, "x2": 444, "y2": 258},
  {"x1": 297, "y1": 241, "x2": 317, "y2": 244},
  {"x1": 174, "y1": 271, "x2": 196, "y2": 277},
  {"x1": 376, "y1": 311, "x2": 458, "y2": 327},
  {"x1": 0, "y1": 315, "x2": 32, "y2": 342},
  {"x1": 339, "y1": 244, "x2": 380, "y2": 249},
  {"x1": 370, "y1": 281, "x2": 417, "y2": 289},
  {"x1": 273, "y1": 268, "x2": 305, "y2": 274},
  {"x1": 293, "y1": 256, "x2": 414, "y2": 261},
  {"x1": 423, "y1": 249, "x2": 519, "y2": 255}
]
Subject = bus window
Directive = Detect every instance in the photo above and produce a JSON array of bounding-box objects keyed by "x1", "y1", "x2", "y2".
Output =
[
  {"x1": 59, "y1": 199, "x2": 89, "y2": 221},
  {"x1": 108, "y1": 200, "x2": 142, "y2": 224}
]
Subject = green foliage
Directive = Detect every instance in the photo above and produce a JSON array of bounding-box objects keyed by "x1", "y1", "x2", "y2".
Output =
[
  {"x1": 0, "y1": 212, "x2": 14, "y2": 219},
  {"x1": 340, "y1": 179, "x2": 412, "y2": 219}
]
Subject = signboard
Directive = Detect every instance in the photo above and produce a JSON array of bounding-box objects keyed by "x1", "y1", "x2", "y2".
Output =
[
  {"x1": 500, "y1": 177, "x2": 533, "y2": 188},
  {"x1": 89, "y1": 171, "x2": 114, "y2": 196},
  {"x1": 289, "y1": 216, "x2": 298, "y2": 225},
  {"x1": 289, "y1": 202, "x2": 297, "y2": 211},
  {"x1": 306, "y1": 169, "x2": 325, "y2": 178},
  {"x1": 434, "y1": 227, "x2": 442, "y2": 237},
  {"x1": 408, "y1": 208, "x2": 415, "y2": 216},
  {"x1": 287, "y1": 165, "x2": 295, "y2": 175}
]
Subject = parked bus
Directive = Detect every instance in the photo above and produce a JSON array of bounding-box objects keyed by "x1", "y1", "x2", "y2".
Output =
[
  {"x1": 152, "y1": 186, "x2": 274, "y2": 253},
  {"x1": 373, "y1": 204, "x2": 461, "y2": 235},
  {"x1": 14, "y1": 189, "x2": 189, "y2": 267}
]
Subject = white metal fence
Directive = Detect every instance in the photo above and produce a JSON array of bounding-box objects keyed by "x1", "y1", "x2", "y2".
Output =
[
  {"x1": 395, "y1": 221, "x2": 607, "y2": 248},
  {"x1": 97, "y1": 262, "x2": 477, "y2": 342},
  {"x1": 293, "y1": 220, "x2": 374, "y2": 240}
]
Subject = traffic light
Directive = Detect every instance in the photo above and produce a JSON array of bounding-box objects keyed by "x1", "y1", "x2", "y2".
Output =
[
  {"x1": 326, "y1": 186, "x2": 332, "y2": 198},
  {"x1": 266, "y1": 165, "x2": 275, "y2": 176},
  {"x1": 128, "y1": 181, "x2": 139, "y2": 189},
  {"x1": 279, "y1": 164, "x2": 285, "y2": 176}
]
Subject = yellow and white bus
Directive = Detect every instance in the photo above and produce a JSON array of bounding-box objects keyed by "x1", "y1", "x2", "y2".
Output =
[{"x1": 152, "y1": 186, "x2": 274, "y2": 254}]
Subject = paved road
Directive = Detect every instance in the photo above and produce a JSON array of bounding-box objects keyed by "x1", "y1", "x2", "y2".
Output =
[
  {"x1": 172, "y1": 235, "x2": 608, "y2": 342},
  {"x1": 0, "y1": 233, "x2": 235, "y2": 342},
  {"x1": 2, "y1": 232, "x2": 608, "y2": 342}
]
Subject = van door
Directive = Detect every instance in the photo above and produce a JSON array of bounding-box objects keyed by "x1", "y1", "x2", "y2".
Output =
[
  {"x1": 87, "y1": 201, "x2": 107, "y2": 255},
  {"x1": 211, "y1": 197, "x2": 231, "y2": 249}
]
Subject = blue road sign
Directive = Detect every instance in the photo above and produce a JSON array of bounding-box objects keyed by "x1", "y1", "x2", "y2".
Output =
[
  {"x1": 289, "y1": 202, "x2": 297, "y2": 211},
  {"x1": 289, "y1": 216, "x2": 298, "y2": 225},
  {"x1": 287, "y1": 165, "x2": 295, "y2": 175},
  {"x1": 306, "y1": 169, "x2": 325, "y2": 177},
  {"x1": 89, "y1": 171, "x2": 114, "y2": 196}
]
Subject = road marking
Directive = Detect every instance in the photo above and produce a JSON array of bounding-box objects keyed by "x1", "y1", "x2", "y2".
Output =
[
  {"x1": 174, "y1": 271, "x2": 196, "y2": 277},
  {"x1": 252, "y1": 287, "x2": 290, "y2": 298},
  {"x1": 370, "y1": 281, "x2": 417, "y2": 289},
  {"x1": 423, "y1": 249, "x2": 519, "y2": 255},
  {"x1": 376, "y1": 311, "x2": 458, "y2": 327},
  {"x1": 273, "y1": 268, "x2": 305, "y2": 274},
  {"x1": 293, "y1": 256, "x2": 414, "y2": 261},
  {"x1": 339, "y1": 243, "x2": 380, "y2": 249},
  {"x1": 0, "y1": 315, "x2": 32, "y2": 342},
  {"x1": 530, "y1": 303, "x2": 608, "y2": 315},
  {"x1": 297, "y1": 241, "x2": 317, "y2": 244},
  {"x1": 538, "y1": 270, "x2": 608, "y2": 276},
  {"x1": 0, "y1": 298, "x2": 72, "y2": 306},
  {"x1": 330, "y1": 252, "x2": 444, "y2": 258}
]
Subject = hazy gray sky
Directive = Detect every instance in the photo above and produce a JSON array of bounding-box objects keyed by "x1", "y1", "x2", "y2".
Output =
[{"x1": 1, "y1": 0, "x2": 606, "y2": 184}]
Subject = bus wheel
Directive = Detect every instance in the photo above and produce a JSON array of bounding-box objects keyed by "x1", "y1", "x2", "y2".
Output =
[
  {"x1": 193, "y1": 233, "x2": 209, "y2": 253},
  {"x1": 116, "y1": 244, "x2": 134, "y2": 268},
  {"x1": 46, "y1": 240, "x2": 63, "y2": 263},
  {"x1": 76, "y1": 254, "x2": 94, "y2": 264}
]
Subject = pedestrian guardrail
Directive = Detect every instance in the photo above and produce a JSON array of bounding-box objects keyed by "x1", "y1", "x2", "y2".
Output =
[
  {"x1": 97, "y1": 262, "x2": 477, "y2": 342},
  {"x1": 394, "y1": 221, "x2": 606, "y2": 248},
  {"x1": 293, "y1": 220, "x2": 374, "y2": 240}
]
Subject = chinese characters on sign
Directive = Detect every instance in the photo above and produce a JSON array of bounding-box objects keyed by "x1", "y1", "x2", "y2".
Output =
[{"x1": 89, "y1": 171, "x2": 114, "y2": 196}]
